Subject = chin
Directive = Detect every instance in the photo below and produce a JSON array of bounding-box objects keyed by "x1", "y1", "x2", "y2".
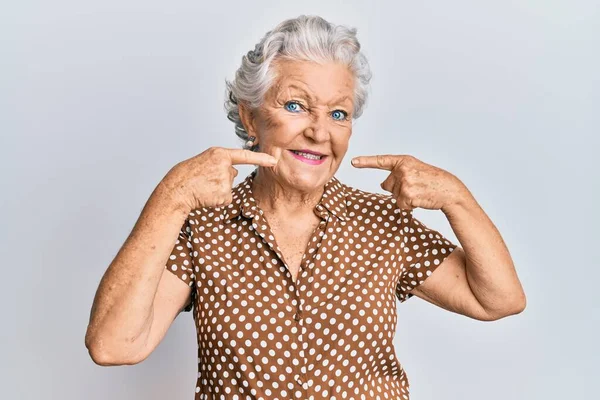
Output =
[{"x1": 279, "y1": 165, "x2": 333, "y2": 191}]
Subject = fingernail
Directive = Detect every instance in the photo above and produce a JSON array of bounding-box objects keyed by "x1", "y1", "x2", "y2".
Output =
[{"x1": 351, "y1": 158, "x2": 359, "y2": 166}]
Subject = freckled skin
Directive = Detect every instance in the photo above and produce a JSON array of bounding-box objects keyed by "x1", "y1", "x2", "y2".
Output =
[
  {"x1": 235, "y1": 59, "x2": 357, "y2": 279},
  {"x1": 239, "y1": 59, "x2": 356, "y2": 194}
]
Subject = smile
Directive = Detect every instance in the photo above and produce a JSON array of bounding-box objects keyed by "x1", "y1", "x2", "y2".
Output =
[{"x1": 288, "y1": 150, "x2": 327, "y2": 165}]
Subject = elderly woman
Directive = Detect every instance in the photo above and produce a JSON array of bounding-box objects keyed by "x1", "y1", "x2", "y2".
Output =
[{"x1": 85, "y1": 15, "x2": 526, "y2": 400}]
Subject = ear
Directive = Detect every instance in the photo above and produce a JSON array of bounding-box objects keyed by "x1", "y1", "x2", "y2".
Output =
[{"x1": 238, "y1": 102, "x2": 258, "y2": 138}]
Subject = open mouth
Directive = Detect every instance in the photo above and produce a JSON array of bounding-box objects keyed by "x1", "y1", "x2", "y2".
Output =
[{"x1": 289, "y1": 150, "x2": 325, "y2": 160}]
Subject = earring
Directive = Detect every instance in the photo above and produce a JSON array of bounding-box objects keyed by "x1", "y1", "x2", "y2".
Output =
[{"x1": 245, "y1": 136, "x2": 256, "y2": 148}]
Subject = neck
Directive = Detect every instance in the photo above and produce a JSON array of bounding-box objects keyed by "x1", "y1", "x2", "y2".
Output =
[{"x1": 252, "y1": 168, "x2": 324, "y2": 217}]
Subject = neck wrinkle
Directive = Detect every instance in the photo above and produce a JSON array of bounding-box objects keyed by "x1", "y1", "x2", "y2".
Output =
[{"x1": 252, "y1": 168, "x2": 325, "y2": 216}]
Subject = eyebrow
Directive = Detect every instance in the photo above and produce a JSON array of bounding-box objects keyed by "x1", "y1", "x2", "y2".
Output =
[
  {"x1": 283, "y1": 85, "x2": 352, "y2": 107},
  {"x1": 284, "y1": 85, "x2": 316, "y2": 102}
]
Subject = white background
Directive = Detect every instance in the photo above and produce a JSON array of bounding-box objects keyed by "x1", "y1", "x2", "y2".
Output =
[{"x1": 2, "y1": 1, "x2": 598, "y2": 399}]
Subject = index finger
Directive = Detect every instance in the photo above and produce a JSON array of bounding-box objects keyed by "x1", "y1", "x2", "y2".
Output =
[
  {"x1": 351, "y1": 154, "x2": 400, "y2": 170},
  {"x1": 227, "y1": 148, "x2": 278, "y2": 167}
]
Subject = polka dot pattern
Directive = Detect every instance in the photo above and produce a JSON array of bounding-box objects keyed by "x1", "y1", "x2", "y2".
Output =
[{"x1": 165, "y1": 169, "x2": 458, "y2": 399}]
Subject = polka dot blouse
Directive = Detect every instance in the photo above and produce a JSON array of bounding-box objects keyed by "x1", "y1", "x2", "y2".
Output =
[{"x1": 165, "y1": 169, "x2": 458, "y2": 400}]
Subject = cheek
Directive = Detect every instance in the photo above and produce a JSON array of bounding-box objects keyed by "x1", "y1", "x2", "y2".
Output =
[
  {"x1": 263, "y1": 118, "x2": 312, "y2": 151},
  {"x1": 332, "y1": 130, "x2": 352, "y2": 156},
  {"x1": 261, "y1": 111, "x2": 281, "y2": 131},
  {"x1": 259, "y1": 112, "x2": 293, "y2": 143}
]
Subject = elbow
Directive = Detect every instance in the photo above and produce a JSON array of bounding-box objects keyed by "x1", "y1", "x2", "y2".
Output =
[
  {"x1": 86, "y1": 345, "x2": 121, "y2": 367},
  {"x1": 510, "y1": 292, "x2": 527, "y2": 316},
  {"x1": 85, "y1": 333, "x2": 115, "y2": 366},
  {"x1": 482, "y1": 293, "x2": 527, "y2": 322},
  {"x1": 506, "y1": 291, "x2": 527, "y2": 317},
  {"x1": 85, "y1": 330, "x2": 147, "y2": 366}
]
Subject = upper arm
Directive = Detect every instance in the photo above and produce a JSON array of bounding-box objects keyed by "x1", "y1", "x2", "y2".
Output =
[
  {"x1": 395, "y1": 209, "x2": 459, "y2": 305},
  {"x1": 408, "y1": 246, "x2": 495, "y2": 321},
  {"x1": 133, "y1": 269, "x2": 193, "y2": 362},
  {"x1": 133, "y1": 220, "x2": 196, "y2": 363}
]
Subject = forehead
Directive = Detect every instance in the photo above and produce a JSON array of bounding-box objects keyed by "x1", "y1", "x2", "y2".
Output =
[{"x1": 271, "y1": 59, "x2": 355, "y2": 103}]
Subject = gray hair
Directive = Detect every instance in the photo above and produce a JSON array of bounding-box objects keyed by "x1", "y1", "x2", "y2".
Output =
[{"x1": 224, "y1": 15, "x2": 373, "y2": 151}]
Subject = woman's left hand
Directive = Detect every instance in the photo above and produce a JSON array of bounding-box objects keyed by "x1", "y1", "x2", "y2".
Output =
[{"x1": 351, "y1": 154, "x2": 471, "y2": 212}]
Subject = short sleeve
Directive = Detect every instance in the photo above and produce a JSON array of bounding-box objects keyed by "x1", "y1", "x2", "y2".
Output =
[
  {"x1": 164, "y1": 218, "x2": 196, "y2": 312},
  {"x1": 395, "y1": 210, "x2": 458, "y2": 303}
]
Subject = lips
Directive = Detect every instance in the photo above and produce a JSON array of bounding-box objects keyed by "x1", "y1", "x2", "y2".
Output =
[
  {"x1": 290, "y1": 150, "x2": 324, "y2": 160},
  {"x1": 288, "y1": 149, "x2": 328, "y2": 165}
]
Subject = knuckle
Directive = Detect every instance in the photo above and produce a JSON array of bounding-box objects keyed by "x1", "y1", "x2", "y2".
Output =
[
  {"x1": 396, "y1": 162, "x2": 408, "y2": 172},
  {"x1": 209, "y1": 147, "x2": 225, "y2": 158},
  {"x1": 218, "y1": 158, "x2": 229, "y2": 168}
]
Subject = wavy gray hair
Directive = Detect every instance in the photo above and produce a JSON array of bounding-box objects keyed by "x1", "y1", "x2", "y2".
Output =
[{"x1": 224, "y1": 15, "x2": 373, "y2": 151}]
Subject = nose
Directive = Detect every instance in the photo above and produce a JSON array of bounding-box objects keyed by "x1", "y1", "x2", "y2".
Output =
[{"x1": 303, "y1": 112, "x2": 330, "y2": 143}]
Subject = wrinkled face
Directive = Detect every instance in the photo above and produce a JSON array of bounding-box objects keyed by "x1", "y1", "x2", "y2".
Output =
[{"x1": 240, "y1": 58, "x2": 355, "y2": 192}]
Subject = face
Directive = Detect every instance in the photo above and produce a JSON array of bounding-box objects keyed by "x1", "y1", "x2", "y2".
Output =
[{"x1": 239, "y1": 58, "x2": 355, "y2": 192}]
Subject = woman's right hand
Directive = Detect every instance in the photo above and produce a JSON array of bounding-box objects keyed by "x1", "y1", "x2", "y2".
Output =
[{"x1": 161, "y1": 147, "x2": 277, "y2": 213}]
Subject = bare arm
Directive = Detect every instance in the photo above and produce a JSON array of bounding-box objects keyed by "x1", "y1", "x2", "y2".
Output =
[
  {"x1": 84, "y1": 147, "x2": 278, "y2": 366},
  {"x1": 410, "y1": 195, "x2": 526, "y2": 321},
  {"x1": 84, "y1": 178, "x2": 192, "y2": 366}
]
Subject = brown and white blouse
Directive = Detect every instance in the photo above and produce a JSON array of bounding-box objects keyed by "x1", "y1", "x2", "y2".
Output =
[{"x1": 165, "y1": 169, "x2": 458, "y2": 400}]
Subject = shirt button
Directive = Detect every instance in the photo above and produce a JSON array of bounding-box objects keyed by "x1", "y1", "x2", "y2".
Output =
[
  {"x1": 294, "y1": 374, "x2": 303, "y2": 385},
  {"x1": 293, "y1": 312, "x2": 301, "y2": 321}
]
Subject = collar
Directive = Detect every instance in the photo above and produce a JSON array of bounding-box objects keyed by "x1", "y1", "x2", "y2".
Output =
[{"x1": 222, "y1": 169, "x2": 348, "y2": 223}]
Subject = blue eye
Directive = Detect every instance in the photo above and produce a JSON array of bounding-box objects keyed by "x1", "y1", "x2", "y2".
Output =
[
  {"x1": 331, "y1": 110, "x2": 348, "y2": 121},
  {"x1": 284, "y1": 101, "x2": 303, "y2": 113}
]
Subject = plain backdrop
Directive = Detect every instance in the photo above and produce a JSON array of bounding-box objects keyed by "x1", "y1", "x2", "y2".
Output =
[{"x1": 2, "y1": 1, "x2": 599, "y2": 399}]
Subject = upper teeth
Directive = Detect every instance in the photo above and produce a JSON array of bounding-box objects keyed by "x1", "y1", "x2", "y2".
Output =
[{"x1": 293, "y1": 151, "x2": 322, "y2": 160}]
